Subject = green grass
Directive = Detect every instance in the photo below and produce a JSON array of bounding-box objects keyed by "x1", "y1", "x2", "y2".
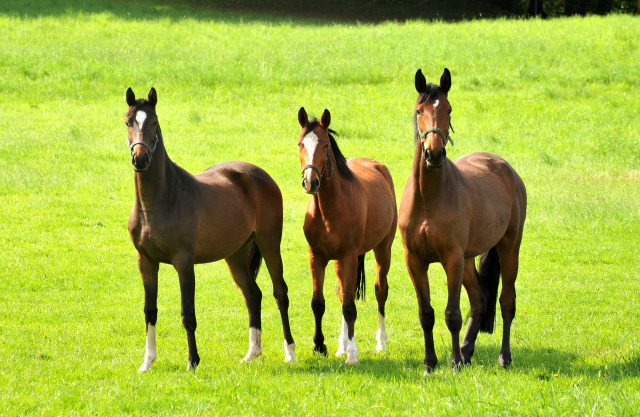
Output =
[{"x1": 1, "y1": 1, "x2": 639, "y2": 415}]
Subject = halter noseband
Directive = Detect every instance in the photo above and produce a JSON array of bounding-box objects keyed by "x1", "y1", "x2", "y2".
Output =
[
  {"x1": 416, "y1": 119, "x2": 454, "y2": 147},
  {"x1": 129, "y1": 124, "x2": 162, "y2": 169},
  {"x1": 301, "y1": 145, "x2": 333, "y2": 185}
]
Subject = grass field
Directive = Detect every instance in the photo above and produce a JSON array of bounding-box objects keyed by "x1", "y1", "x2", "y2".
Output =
[{"x1": 1, "y1": 0, "x2": 639, "y2": 415}]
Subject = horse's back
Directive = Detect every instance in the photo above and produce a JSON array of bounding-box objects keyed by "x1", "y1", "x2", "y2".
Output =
[
  {"x1": 455, "y1": 152, "x2": 525, "y2": 199},
  {"x1": 454, "y1": 152, "x2": 526, "y2": 252},
  {"x1": 347, "y1": 157, "x2": 398, "y2": 249},
  {"x1": 190, "y1": 160, "x2": 283, "y2": 262}
]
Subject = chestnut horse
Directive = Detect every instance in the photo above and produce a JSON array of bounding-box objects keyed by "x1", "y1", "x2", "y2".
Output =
[
  {"x1": 398, "y1": 69, "x2": 527, "y2": 375},
  {"x1": 297, "y1": 107, "x2": 397, "y2": 364},
  {"x1": 125, "y1": 88, "x2": 295, "y2": 372}
]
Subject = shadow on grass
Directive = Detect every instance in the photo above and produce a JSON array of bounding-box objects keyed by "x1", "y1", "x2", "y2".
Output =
[
  {"x1": 0, "y1": 0, "x2": 507, "y2": 24},
  {"x1": 281, "y1": 345, "x2": 640, "y2": 381}
]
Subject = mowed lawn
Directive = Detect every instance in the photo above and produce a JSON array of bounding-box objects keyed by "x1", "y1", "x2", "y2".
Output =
[{"x1": 0, "y1": 1, "x2": 639, "y2": 415}]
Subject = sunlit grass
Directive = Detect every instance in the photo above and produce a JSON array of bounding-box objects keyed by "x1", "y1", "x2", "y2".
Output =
[{"x1": 0, "y1": 1, "x2": 639, "y2": 415}]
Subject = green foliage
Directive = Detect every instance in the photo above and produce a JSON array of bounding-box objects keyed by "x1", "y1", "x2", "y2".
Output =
[{"x1": 0, "y1": 1, "x2": 639, "y2": 415}]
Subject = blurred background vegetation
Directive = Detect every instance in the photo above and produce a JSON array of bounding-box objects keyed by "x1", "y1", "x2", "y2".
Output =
[{"x1": 197, "y1": 0, "x2": 639, "y2": 21}]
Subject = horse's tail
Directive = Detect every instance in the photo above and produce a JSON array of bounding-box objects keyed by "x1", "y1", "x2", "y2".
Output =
[
  {"x1": 478, "y1": 246, "x2": 501, "y2": 333},
  {"x1": 356, "y1": 254, "x2": 366, "y2": 300},
  {"x1": 248, "y1": 241, "x2": 263, "y2": 281}
]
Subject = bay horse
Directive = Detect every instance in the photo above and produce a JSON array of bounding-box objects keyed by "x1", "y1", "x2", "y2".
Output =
[
  {"x1": 398, "y1": 69, "x2": 527, "y2": 375},
  {"x1": 125, "y1": 87, "x2": 295, "y2": 372},
  {"x1": 297, "y1": 107, "x2": 397, "y2": 364}
]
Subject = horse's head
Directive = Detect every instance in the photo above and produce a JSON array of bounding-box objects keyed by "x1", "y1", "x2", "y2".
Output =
[
  {"x1": 125, "y1": 87, "x2": 161, "y2": 172},
  {"x1": 414, "y1": 68, "x2": 453, "y2": 169},
  {"x1": 297, "y1": 107, "x2": 334, "y2": 194}
]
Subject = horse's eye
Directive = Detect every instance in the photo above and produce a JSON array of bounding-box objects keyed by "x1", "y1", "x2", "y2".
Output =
[
  {"x1": 125, "y1": 122, "x2": 131, "y2": 127},
  {"x1": 416, "y1": 109, "x2": 422, "y2": 115},
  {"x1": 298, "y1": 142, "x2": 303, "y2": 148}
]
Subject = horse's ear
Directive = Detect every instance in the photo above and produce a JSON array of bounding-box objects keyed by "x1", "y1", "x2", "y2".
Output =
[
  {"x1": 148, "y1": 88, "x2": 157, "y2": 106},
  {"x1": 126, "y1": 88, "x2": 136, "y2": 106},
  {"x1": 298, "y1": 107, "x2": 309, "y2": 128},
  {"x1": 439, "y1": 68, "x2": 451, "y2": 94},
  {"x1": 415, "y1": 69, "x2": 427, "y2": 93},
  {"x1": 320, "y1": 109, "x2": 331, "y2": 129}
]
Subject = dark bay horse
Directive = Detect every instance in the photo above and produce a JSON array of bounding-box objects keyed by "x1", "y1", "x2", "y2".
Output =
[
  {"x1": 398, "y1": 69, "x2": 527, "y2": 375},
  {"x1": 125, "y1": 88, "x2": 294, "y2": 372},
  {"x1": 297, "y1": 107, "x2": 397, "y2": 364}
]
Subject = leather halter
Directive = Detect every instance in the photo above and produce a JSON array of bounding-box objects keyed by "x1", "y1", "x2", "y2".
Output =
[
  {"x1": 301, "y1": 145, "x2": 333, "y2": 184},
  {"x1": 416, "y1": 118, "x2": 454, "y2": 147},
  {"x1": 129, "y1": 124, "x2": 162, "y2": 169}
]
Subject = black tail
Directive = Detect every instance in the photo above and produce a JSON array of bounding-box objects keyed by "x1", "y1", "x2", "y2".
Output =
[
  {"x1": 248, "y1": 241, "x2": 262, "y2": 281},
  {"x1": 355, "y1": 254, "x2": 366, "y2": 300},
  {"x1": 478, "y1": 247, "x2": 500, "y2": 333}
]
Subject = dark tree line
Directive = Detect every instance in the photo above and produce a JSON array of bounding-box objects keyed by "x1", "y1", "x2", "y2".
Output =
[{"x1": 494, "y1": 0, "x2": 639, "y2": 16}]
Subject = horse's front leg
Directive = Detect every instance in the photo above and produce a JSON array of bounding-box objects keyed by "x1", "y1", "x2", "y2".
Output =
[
  {"x1": 175, "y1": 259, "x2": 200, "y2": 371},
  {"x1": 310, "y1": 250, "x2": 328, "y2": 355},
  {"x1": 138, "y1": 253, "x2": 159, "y2": 373},
  {"x1": 405, "y1": 251, "x2": 437, "y2": 374},
  {"x1": 442, "y1": 252, "x2": 465, "y2": 369},
  {"x1": 335, "y1": 253, "x2": 360, "y2": 364}
]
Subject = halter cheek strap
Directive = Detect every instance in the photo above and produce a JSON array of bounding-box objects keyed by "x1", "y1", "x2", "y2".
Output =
[
  {"x1": 301, "y1": 146, "x2": 333, "y2": 183},
  {"x1": 129, "y1": 124, "x2": 162, "y2": 165}
]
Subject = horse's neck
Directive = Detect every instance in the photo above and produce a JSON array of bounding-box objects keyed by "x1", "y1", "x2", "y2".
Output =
[
  {"x1": 134, "y1": 145, "x2": 176, "y2": 212},
  {"x1": 412, "y1": 147, "x2": 456, "y2": 207},
  {"x1": 313, "y1": 172, "x2": 348, "y2": 221}
]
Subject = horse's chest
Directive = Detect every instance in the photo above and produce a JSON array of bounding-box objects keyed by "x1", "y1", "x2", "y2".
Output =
[{"x1": 128, "y1": 213, "x2": 185, "y2": 262}]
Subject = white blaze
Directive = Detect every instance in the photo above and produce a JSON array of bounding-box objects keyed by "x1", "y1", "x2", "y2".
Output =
[
  {"x1": 302, "y1": 131, "x2": 319, "y2": 181},
  {"x1": 136, "y1": 110, "x2": 147, "y2": 131}
]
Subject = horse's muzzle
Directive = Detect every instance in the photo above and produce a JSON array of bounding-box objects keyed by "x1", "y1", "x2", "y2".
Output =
[
  {"x1": 132, "y1": 152, "x2": 151, "y2": 172},
  {"x1": 302, "y1": 178, "x2": 320, "y2": 194},
  {"x1": 424, "y1": 147, "x2": 446, "y2": 168}
]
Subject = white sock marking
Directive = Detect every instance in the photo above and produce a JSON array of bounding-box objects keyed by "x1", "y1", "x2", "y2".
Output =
[
  {"x1": 138, "y1": 324, "x2": 157, "y2": 373},
  {"x1": 335, "y1": 316, "x2": 348, "y2": 357},
  {"x1": 241, "y1": 327, "x2": 262, "y2": 362},
  {"x1": 345, "y1": 336, "x2": 358, "y2": 364},
  {"x1": 284, "y1": 340, "x2": 296, "y2": 362},
  {"x1": 376, "y1": 313, "x2": 387, "y2": 352}
]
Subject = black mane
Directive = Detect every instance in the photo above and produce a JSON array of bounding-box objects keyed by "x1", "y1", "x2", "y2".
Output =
[{"x1": 305, "y1": 118, "x2": 354, "y2": 181}]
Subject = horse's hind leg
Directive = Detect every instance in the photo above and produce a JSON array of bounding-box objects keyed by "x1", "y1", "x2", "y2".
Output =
[
  {"x1": 373, "y1": 234, "x2": 394, "y2": 352},
  {"x1": 254, "y1": 232, "x2": 295, "y2": 362},
  {"x1": 226, "y1": 242, "x2": 263, "y2": 362},
  {"x1": 138, "y1": 253, "x2": 159, "y2": 373},
  {"x1": 496, "y1": 246, "x2": 519, "y2": 368},
  {"x1": 460, "y1": 258, "x2": 487, "y2": 365},
  {"x1": 174, "y1": 257, "x2": 200, "y2": 371}
]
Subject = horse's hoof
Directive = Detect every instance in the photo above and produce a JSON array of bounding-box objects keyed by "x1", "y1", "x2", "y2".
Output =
[
  {"x1": 376, "y1": 340, "x2": 387, "y2": 352},
  {"x1": 313, "y1": 344, "x2": 327, "y2": 356},
  {"x1": 284, "y1": 341, "x2": 296, "y2": 362},
  {"x1": 138, "y1": 355, "x2": 156, "y2": 373},
  {"x1": 345, "y1": 356, "x2": 359, "y2": 365},
  {"x1": 241, "y1": 348, "x2": 262, "y2": 363},
  {"x1": 423, "y1": 365, "x2": 435, "y2": 376},
  {"x1": 335, "y1": 347, "x2": 347, "y2": 357},
  {"x1": 499, "y1": 351, "x2": 512, "y2": 368}
]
